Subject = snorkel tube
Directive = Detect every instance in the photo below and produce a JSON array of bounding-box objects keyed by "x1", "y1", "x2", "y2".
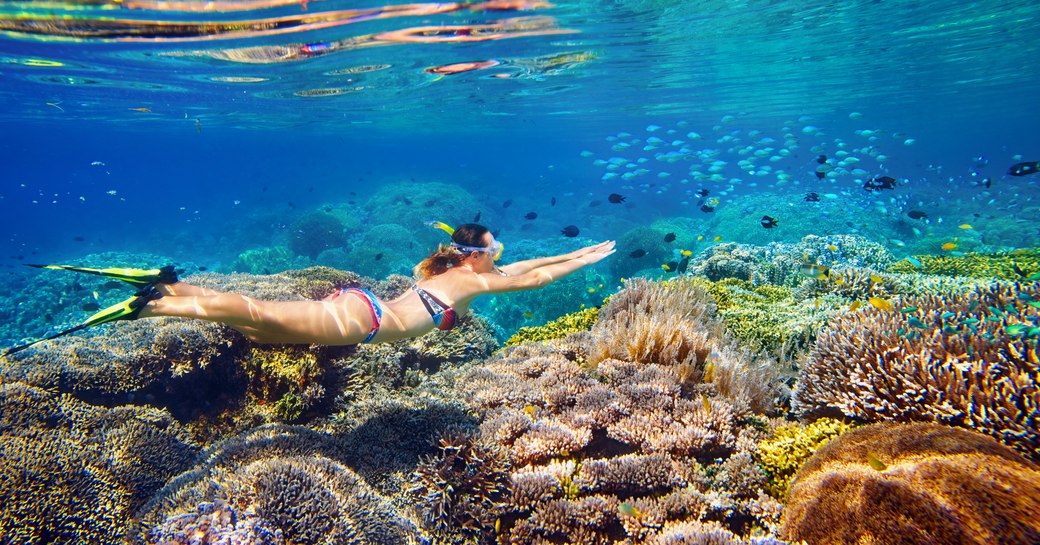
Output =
[{"x1": 427, "y1": 221, "x2": 455, "y2": 237}]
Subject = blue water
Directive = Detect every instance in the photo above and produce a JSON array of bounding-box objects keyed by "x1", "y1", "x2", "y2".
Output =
[{"x1": 1, "y1": 0, "x2": 1038, "y2": 296}]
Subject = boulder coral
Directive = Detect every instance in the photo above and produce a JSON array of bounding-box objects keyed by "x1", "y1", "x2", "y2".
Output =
[
  {"x1": 783, "y1": 422, "x2": 1040, "y2": 545},
  {"x1": 134, "y1": 424, "x2": 419, "y2": 545},
  {"x1": 0, "y1": 382, "x2": 198, "y2": 545},
  {"x1": 794, "y1": 281, "x2": 1040, "y2": 459}
]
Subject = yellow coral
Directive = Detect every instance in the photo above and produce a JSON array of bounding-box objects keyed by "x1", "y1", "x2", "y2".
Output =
[
  {"x1": 505, "y1": 307, "x2": 599, "y2": 347},
  {"x1": 888, "y1": 249, "x2": 1040, "y2": 280},
  {"x1": 755, "y1": 417, "x2": 855, "y2": 499},
  {"x1": 243, "y1": 346, "x2": 321, "y2": 402}
]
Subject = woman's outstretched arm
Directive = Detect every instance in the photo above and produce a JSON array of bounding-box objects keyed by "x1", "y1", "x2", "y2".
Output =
[
  {"x1": 478, "y1": 240, "x2": 615, "y2": 293},
  {"x1": 498, "y1": 241, "x2": 614, "y2": 275}
]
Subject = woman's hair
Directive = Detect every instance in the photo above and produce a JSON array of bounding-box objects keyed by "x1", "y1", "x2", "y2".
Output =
[{"x1": 414, "y1": 223, "x2": 490, "y2": 279}]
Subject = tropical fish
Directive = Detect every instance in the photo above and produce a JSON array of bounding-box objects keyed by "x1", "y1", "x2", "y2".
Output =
[
  {"x1": 618, "y1": 502, "x2": 643, "y2": 518},
  {"x1": 863, "y1": 175, "x2": 897, "y2": 192},
  {"x1": 800, "y1": 263, "x2": 831, "y2": 280},
  {"x1": 869, "y1": 275, "x2": 883, "y2": 283},
  {"x1": 502, "y1": 199, "x2": 513, "y2": 208},
  {"x1": 941, "y1": 242, "x2": 958, "y2": 251},
  {"x1": 697, "y1": 188, "x2": 710, "y2": 197},
  {"x1": 906, "y1": 256, "x2": 922, "y2": 268},
  {"x1": 560, "y1": 225, "x2": 580, "y2": 237},
  {"x1": 713, "y1": 236, "x2": 722, "y2": 241},
  {"x1": 868, "y1": 297, "x2": 895, "y2": 311},
  {"x1": 608, "y1": 193, "x2": 626, "y2": 204},
  {"x1": 662, "y1": 261, "x2": 678, "y2": 272},
  {"x1": 907, "y1": 210, "x2": 928, "y2": 220},
  {"x1": 866, "y1": 452, "x2": 887, "y2": 471},
  {"x1": 826, "y1": 244, "x2": 838, "y2": 251},
  {"x1": 629, "y1": 249, "x2": 647, "y2": 258},
  {"x1": 697, "y1": 235, "x2": 705, "y2": 241},
  {"x1": 680, "y1": 249, "x2": 692, "y2": 257},
  {"x1": 1007, "y1": 161, "x2": 1038, "y2": 176},
  {"x1": 760, "y1": 215, "x2": 779, "y2": 229},
  {"x1": 900, "y1": 306, "x2": 918, "y2": 313},
  {"x1": 849, "y1": 301, "x2": 862, "y2": 311},
  {"x1": 129, "y1": 107, "x2": 152, "y2": 113},
  {"x1": 524, "y1": 212, "x2": 538, "y2": 220},
  {"x1": 907, "y1": 316, "x2": 928, "y2": 329},
  {"x1": 804, "y1": 192, "x2": 821, "y2": 202},
  {"x1": 664, "y1": 232, "x2": 676, "y2": 243},
  {"x1": 958, "y1": 224, "x2": 973, "y2": 230}
]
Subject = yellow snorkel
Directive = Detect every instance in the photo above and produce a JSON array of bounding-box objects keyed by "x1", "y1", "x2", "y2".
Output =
[
  {"x1": 428, "y1": 220, "x2": 504, "y2": 261},
  {"x1": 427, "y1": 221, "x2": 455, "y2": 236}
]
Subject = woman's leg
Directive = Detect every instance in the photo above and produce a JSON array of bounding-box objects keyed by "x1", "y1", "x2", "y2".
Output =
[{"x1": 139, "y1": 285, "x2": 372, "y2": 345}]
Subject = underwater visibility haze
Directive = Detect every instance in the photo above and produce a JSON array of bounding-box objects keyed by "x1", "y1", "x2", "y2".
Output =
[{"x1": 1, "y1": 0, "x2": 1039, "y2": 544}]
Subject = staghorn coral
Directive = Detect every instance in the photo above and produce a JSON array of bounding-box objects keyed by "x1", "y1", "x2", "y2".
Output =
[
  {"x1": 887, "y1": 248, "x2": 1040, "y2": 280},
  {"x1": 753, "y1": 417, "x2": 855, "y2": 499},
  {"x1": 0, "y1": 382, "x2": 198, "y2": 545},
  {"x1": 134, "y1": 424, "x2": 419, "y2": 545},
  {"x1": 505, "y1": 306, "x2": 600, "y2": 347},
  {"x1": 793, "y1": 281, "x2": 1040, "y2": 459},
  {"x1": 782, "y1": 422, "x2": 1040, "y2": 545},
  {"x1": 409, "y1": 430, "x2": 511, "y2": 544}
]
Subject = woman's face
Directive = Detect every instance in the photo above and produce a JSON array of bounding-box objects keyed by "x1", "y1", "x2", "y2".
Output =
[{"x1": 468, "y1": 232, "x2": 497, "y2": 272}]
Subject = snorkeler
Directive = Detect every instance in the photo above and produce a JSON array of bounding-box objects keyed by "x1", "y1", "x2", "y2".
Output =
[{"x1": 4, "y1": 223, "x2": 615, "y2": 354}]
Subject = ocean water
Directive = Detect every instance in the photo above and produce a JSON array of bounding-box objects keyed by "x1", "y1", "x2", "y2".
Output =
[{"x1": 1, "y1": 0, "x2": 1039, "y2": 543}]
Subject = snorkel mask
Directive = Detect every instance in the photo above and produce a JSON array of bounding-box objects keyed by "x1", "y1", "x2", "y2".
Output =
[{"x1": 428, "y1": 221, "x2": 504, "y2": 261}]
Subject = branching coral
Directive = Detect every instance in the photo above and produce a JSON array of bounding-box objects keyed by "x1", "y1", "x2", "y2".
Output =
[
  {"x1": 783, "y1": 422, "x2": 1040, "y2": 545},
  {"x1": 135, "y1": 424, "x2": 419, "y2": 545},
  {"x1": 0, "y1": 382, "x2": 198, "y2": 545},
  {"x1": 754, "y1": 417, "x2": 855, "y2": 499},
  {"x1": 793, "y1": 281, "x2": 1040, "y2": 460},
  {"x1": 409, "y1": 430, "x2": 511, "y2": 544}
]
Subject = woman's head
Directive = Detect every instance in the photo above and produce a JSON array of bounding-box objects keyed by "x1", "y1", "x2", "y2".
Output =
[{"x1": 414, "y1": 223, "x2": 498, "y2": 279}]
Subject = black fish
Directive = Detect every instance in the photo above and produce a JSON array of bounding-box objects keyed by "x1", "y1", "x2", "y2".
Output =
[
  {"x1": 817, "y1": 154, "x2": 827, "y2": 164},
  {"x1": 473, "y1": 211, "x2": 481, "y2": 222},
  {"x1": 760, "y1": 215, "x2": 779, "y2": 229},
  {"x1": 198, "y1": 266, "x2": 208, "y2": 271},
  {"x1": 1012, "y1": 263, "x2": 1027, "y2": 278},
  {"x1": 551, "y1": 197, "x2": 557, "y2": 206},
  {"x1": 663, "y1": 233, "x2": 676, "y2": 243},
  {"x1": 1008, "y1": 161, "x2": 1039, "y2": 176},
  {"x1": 814, "y1": 170, "x2": 826, "y2": 180},
  {"x1": 907, "y1": 210, "x2": 928, "y2": 220},
  {"x1": 982, "y1": 177, "x2": 992, "y2": 188},
  {"x1": 81, "y1": 302, "x2": 100, "y2": 312},
  {"x1": 502, "y1": 199, "x2": 513, "y2": 208},
  {"x1": 863, "y1": 175, "x2": 897, "y2": 192},
  {"x1": 663, "y1": 260, "x2": 678, "y2": 272},
  {"x1": 700, "y1": 204, "x2": 716, "y2": 213},
  {"x1": 374, "y1": 253, "x2": 383, "y2": 261},
  {"x1": 803, "y1": 192, "x2": 820, "y2": 202},
  {"x1": 608, "y1": 193, "x2": 625, "y2": 204},
  {"x1": 561, "y1": 225, "x2": 580, "y2": 237},
  {"x1": 73, "y1": 236, "x2": 86, "y2": 242},
  {"x1": 696, "y1": 188, "x2": 710, "y2": 197},
  {"x1": 630, "y1": 249, "x2": 647, "y2": 258},
  {"x1": 524, "y1": 212, "x2": 538, "y2": 220},
  {"x1": 677, "y1": 256, "x2": 689, "y2": 274}
]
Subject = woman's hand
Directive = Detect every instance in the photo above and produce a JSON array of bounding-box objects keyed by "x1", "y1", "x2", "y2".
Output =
[{"x1": 574, "y1": 240, "x2": 615, "y2": 264}]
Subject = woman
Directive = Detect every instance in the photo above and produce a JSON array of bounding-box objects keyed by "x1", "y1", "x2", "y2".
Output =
[{"x1": 5, "y1": 224, "x2": 614, "y2": 353}]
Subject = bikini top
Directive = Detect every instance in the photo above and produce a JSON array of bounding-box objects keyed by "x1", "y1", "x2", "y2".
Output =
[{"x1": 412, "y1": 285, "x2": 458, "y2": 331}]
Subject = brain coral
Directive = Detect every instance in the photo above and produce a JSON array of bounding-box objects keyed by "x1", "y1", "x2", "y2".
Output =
[
  {"x1": 793, "y1": 281, "x2": 1040, "y2": 460},
  {"x1": 0, "y1": 382, "x2": 198, "y2": 545},
  {"x1": 135, "y1": 424, "x2": 419, "y2": 545},
  {"x1": 783, "y1": 422, "x2": 1040, "y2": 545}
]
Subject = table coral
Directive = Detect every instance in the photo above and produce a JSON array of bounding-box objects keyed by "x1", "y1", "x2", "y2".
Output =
[
  {"x1": 888, "y1": 248, "x2": 1040, "y2": 280},
  {"x1": 783, "y1": 422, "x2": 1040, "y2": 545},
  {"x1": 793, "y1": 281, "x2": 1040, "y2": 460}
]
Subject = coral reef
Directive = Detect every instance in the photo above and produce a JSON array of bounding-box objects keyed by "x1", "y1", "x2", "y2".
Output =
[
  {"x1": 754, "y1": 417, "x2": 855, "y2": 498},
  {"x1": 0, "y1": 382, "x2": 198, "y2": 545},
  {"x1": 783, "y1": 422, "x2": 1040, "y2": 545},
  {"x1": 409, "y1": 430, "x2": 511, "y2": 544},
  {"x1": 232, "y1": 246, "x2": 310, "y2": 275},
  {"x1": 888, "y1": 248, "x2": 1040, "y2": 280},
  {"x1": 611, "y1": 226, "x2": 674, "y2": 278},
  {"x1": 288, "y1": 211, "x2": 347, "y2": 259},
  {"x1": 344, "y1": 223, "x2": 424, "y2": 279},
  {"x1": 591, "y1": 277, "x2": 778, "y2": 413},
  {"x1": 362, "y1": 181, "x2": 483, "y2": 234},
  {"x1": 793, "y1": 281, "x2": 1040, "y2": 459},
  {"x1": 134, "y1": 424, "x2": 419, "y2": 545},
  {"x1": 505, "y1": 306, "x2": 600, "y2": 347}
]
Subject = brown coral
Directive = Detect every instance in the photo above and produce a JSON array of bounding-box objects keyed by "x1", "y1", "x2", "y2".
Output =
[
  {"x1": 783, "y1": 422, "x2": 1040, "y2": 545},
  {"x1": 793, "y1": 281, "x2": 1040, "y2": 459}
]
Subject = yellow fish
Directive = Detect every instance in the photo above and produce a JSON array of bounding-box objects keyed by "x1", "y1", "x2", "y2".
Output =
[
  {"x1": 523, "y1": 311, "x2": 534, "y2": 318},
  {"x1": 958, "y1": 224, "x2": 973, "y2": 230},
  {"x1": 703, "y1": 361, "x2": 715, "y2": 382},
  {"x1": 866, "y1": 452, "x2": 887, "y2": 471},
  {"x1": 713, "y1": 235, "x2": 722, "y2": 242},
  {"x1": 869, "y1": 275, "x2": 883, "y2": 284},
  {"x1": 868, "y1": 297, "x2": 895, "y2": 311},
  {"x1": 523, "y1": 405, "x2": 537, "y2": 415},
  {"x1": 701, "y1": 394, "x2": 712, "y2": 413},
  {"x1": 697, "y1": 235, "x2": 704, "y2": 241},
  {"x1": 129, "y1": 107, "x2": 152, "y2": 113},
  {"x1": 941, "y1": 242, "x2": 958, "y2": 251},
  {"x1": 849, "y1": 300, "x2": 862, "y2": 311},
  {"x1": 661, "y1": 263, "x2": 673, "y2": 271},
  {"x1": 826, "y1": 244, "x2": 838, "y2": 251},
  {"x1": 587, "y1": 288, "x2": 596, "y2": 293},
  {"x1": 680, "y1": 249, "x2": 692, "y2": 257},
  {"x1": 618, "y1": 502, "x2": 643, "y2": 518},
  {"x1": 800, "y1": 263, "x2": 830, "y2": 280}
]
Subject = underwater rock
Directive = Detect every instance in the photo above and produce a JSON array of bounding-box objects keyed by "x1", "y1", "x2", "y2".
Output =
[{"x1": 783, "y1": 422, "x2": 1040, "y2": 545}]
